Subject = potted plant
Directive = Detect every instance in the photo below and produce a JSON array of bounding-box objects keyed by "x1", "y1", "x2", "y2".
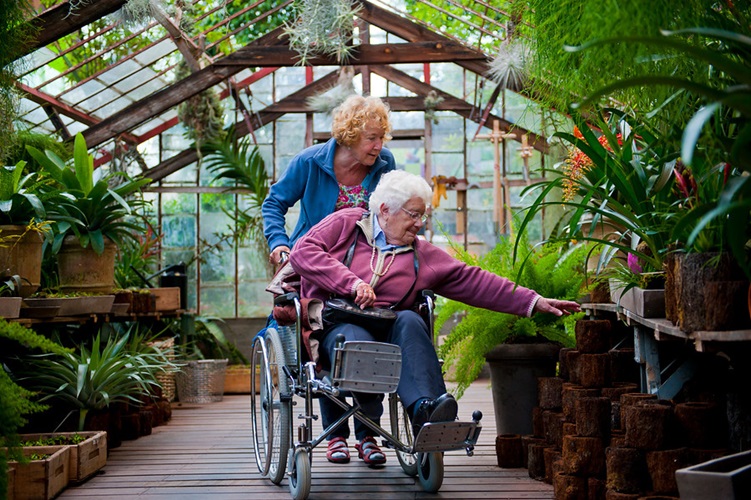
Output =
[
  {"x1": 435, "y1": 232, "x2": 589, "y2": 435},
  {"x1": 565, "y1": 19, "x2": 751, "y2": 330},
  {"x1": 0, "y1": 161, "x2": 55, "y2": 297},
  {"x1": 19, "y1": 331, "x2": 169, "y2": 440},
  {"x1": 26, "y1": 133, "x2": 152, "y2": 294},
  {"x1": 516, "y1": 109, "x2": 680, "y2": 286}
]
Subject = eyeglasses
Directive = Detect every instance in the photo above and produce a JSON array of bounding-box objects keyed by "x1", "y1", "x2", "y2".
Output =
[{"x1": 400, "y1": 207, "x2": 429, "y2": 223}]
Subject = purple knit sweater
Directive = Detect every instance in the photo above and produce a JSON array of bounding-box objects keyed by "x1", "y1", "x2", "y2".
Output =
[{"x1": 289, "y1": 208, "x2": 540, "y2": 316}]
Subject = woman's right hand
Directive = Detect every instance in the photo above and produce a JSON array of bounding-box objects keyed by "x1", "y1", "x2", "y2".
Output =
[
  {"x1": 354, "y1": 281, "x2": 377, "y2": 308},
  {"x1": 269, "y1": 246, "x2": 291, "y2": 265}
]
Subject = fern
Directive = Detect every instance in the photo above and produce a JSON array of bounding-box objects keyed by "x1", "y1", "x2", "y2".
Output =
[{"x1": 436, "y1": 233, "x2": 590, "y2": 398}]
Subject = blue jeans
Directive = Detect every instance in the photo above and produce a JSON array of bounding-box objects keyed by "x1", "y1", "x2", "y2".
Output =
[{"x1": 319, "y1": 310, "x2": 447, "y2": 440}]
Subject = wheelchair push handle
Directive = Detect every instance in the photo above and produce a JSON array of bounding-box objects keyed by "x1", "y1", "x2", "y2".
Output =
[{"x1": 274, "y1": 291, "x2": 300, "y2": 306}]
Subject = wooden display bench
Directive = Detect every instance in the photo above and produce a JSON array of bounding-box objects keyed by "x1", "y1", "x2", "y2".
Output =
[{"x1": 582, "y1": 302, "x2": 751, "y2": 399}]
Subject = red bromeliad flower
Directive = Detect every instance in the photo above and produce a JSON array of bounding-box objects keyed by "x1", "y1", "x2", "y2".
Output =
[{"x1": 562, "y1": 127, "x2": 623, "y2": 201}]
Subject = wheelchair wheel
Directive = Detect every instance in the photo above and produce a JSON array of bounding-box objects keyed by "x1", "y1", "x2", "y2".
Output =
[
  {"x1": 389, "y1": 394, "x2": 418, "y2": 477},
  {"x1": 250, "y1": 328, "x2": 291, "y2": 485},
  {"x1": 288, "y1": 448, "x2": 311, "y2": 500},
  {"x1": 417, "y1": 451, "x2": 444, "y2": 493}
]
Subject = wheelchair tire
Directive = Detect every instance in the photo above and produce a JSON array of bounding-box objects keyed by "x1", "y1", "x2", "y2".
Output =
[
  {"x1": 417, "y1": 451, "x2": 444, "y2": 493},
  {"x1": 288, "y1": 448, "x2": 311, "y2": 500},
  {"x1": 389, "y1": 394, "x2": 418, "y2": 477},
  {"x1": 250, "y1": 328, "x2": 291, "y2": 485}
]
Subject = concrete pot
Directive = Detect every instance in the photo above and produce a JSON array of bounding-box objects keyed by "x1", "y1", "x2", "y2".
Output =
[{"x1": 485, "y1": 342, "x2": 561, "y2": 436}]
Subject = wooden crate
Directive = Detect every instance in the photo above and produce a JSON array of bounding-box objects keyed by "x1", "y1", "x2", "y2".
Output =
[
  {"x1": 20, "y1": 431, "x2": 107, "y2": 483},
  {"x1": 11, "y1": 445, "x2": 70, "y2": 500},
  {"x1": 151, "y1": 287, "x2": 181, "y2": 311},
  {"x1": 224, "y1": 365, "x2": 261, "y2": 394}
]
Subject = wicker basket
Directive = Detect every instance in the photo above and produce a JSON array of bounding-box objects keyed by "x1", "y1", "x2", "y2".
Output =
[
  {"x1": 148, "y1": 337, "x2": 177, "y2": 402},
  {"x1": 175, "y1": 359, "x2": 228, "y2": 403}
]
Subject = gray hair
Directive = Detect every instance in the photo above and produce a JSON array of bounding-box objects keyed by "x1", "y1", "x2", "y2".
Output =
[{"x1": 369, "y1": 170, "x2": 432, "y2": 213}]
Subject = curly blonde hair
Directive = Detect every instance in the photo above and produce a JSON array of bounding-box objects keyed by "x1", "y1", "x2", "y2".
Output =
[{"x1": 331, "y1": 95, "x2": 393, "y2": 147}]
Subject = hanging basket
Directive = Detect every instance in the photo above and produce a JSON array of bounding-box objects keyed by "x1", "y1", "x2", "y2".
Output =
[{"x1": 175, "y1": 359, "x2": 228, "y2": 403}]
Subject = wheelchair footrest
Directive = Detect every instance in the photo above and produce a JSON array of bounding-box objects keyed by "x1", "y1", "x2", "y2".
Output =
[{"x1": 413, "y1": 420, "x2": 482, "y2": 453}]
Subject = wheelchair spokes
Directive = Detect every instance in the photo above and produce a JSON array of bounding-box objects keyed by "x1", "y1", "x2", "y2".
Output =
[{"x1": 250, "y1": 328, "x2": 291, "y2": 485}]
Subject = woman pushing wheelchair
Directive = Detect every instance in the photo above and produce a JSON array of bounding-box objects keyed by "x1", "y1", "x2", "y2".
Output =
[{"x1": 288, "y1": 170, "x2": 581, "y2": 464}]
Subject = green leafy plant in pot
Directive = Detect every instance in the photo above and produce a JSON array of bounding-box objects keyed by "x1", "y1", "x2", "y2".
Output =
[
  {"x1": 20, "y1": 331, "x2": 170, "y2": 432},
  {"x1": 26, "y1": 133, "x2": 152, "y2": 293},
  {"x1": 0, "y1": 161, "x2": 55, "y2": 296},
  {"x1": 435, "y1": 232, "x2": 590, "y2": 399}
]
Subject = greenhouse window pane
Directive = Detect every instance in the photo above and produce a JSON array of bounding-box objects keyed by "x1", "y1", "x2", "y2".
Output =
[{"x1": 200, "y1": 285, "x2": 235, "y2": 317}]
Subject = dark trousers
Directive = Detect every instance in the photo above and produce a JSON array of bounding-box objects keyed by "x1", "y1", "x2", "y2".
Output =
[{"x1": 319, "y1": 310, "x2": 447, "y2": 440}]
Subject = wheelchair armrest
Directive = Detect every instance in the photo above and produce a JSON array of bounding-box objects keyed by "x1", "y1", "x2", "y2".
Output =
[{"x1": 274, "y1": 291, "x2": 300, "y2": 306}]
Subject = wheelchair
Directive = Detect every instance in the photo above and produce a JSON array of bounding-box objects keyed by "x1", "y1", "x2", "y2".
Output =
[{"x1": 250, "y1": 290, "x2": 482, "y2": 500}]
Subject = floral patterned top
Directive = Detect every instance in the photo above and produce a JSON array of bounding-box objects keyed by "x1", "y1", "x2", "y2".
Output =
[{"x1": 335, "y1": 183, "x2": 370, "y2": 211}]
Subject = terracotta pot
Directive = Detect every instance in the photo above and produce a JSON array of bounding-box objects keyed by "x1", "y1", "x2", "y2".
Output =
[
  {"x1": 0, "y1": 224, "x2": 43, "y2": 297},
  {"x1": 57, "y1": 235, "x2": 116, "y2": 294}
]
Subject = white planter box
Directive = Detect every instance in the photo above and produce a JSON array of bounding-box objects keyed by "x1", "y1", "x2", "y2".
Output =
[
  {"x1": 609, "y1": 279, "x2": 665, "y2": 318},
  {"x1": 676, "y1": 450, "x2": 751, "y2": 500}
]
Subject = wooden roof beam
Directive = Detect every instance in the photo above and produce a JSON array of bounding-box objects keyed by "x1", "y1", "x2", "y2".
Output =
[
  {"x1": 216, "y1": 41, "x2": 485, "y2": 67},
  {"x1": 370, "y1": 64, "x2": 547, "y2": 153},
  {"x1": 144, "y1": 70, "x2": 343, "y2": 182},
  {"x1": 80, "y1": 25, "x2": 288, "y2": 149},
  {"x1": 24, "y1": 0, "x2": 129, "y2": 57}
]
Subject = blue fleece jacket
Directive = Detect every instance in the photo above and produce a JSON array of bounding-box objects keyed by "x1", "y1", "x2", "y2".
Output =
[{"x1": 262, "y1": 137, "x2": 396, "y2": 252}]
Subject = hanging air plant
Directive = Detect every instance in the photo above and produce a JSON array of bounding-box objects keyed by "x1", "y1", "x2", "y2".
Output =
[
  {"x1": 486, "y1": 39, "x2": 533, "y2": 92},
  {"x1": 306, "y1": 66, "x2": 356, "y2": 114},
  {"x1": 175, "y1": 61, "x2": 225, "y2": 148},
  {"x1": 284, "y1": 0, "x2": 362, "y2": 65},
  {"x1": 424, "y1": 90, "x2": 444, "y2": 125}
]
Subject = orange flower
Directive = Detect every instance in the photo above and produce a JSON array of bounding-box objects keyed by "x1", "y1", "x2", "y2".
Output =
[{"x1": 561, "y1": 130, "x2": 622, "y2": 201}]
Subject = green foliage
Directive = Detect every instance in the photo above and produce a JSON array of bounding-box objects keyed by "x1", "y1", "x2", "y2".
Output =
[
  {"x1": 405, "y1": 0, "x2": 503, "y2": 54},
  {"x1": 201, "y1": 130, "x2": 269, "y2": 256},
  {"x1": 114, "y1": 223, "x2": 161, "y2": 289},
  {"x1": 26, "y1": 133, "x2": 152, "y2": 255},
  {"x1": 0, "y1": 318, "x2": 67, "y2": 491},
  {"x1": 21, "y1": 433, "x2": 86, "y2": 446},
  {"x1": 0, "y1": 0, "x2": 38, "y2": 165},
  {"x1": 515, "y1": 109, "x2": 680, "y2": 278},
  {"x1": 523, "y1": 0, "x2": 731, "y2": 121},
  {"x1": 436, "y1": 234, "x2": 589, "y2": 398},
  {"x1": 20, "y1": 331, "x2": 170, "y2": 431},
  {"x1": 0, "y1": 162, "x2": 49, "y2": 225},
  {"x1": 565, "y1": 10, "x2": 751, "y2": 277}
]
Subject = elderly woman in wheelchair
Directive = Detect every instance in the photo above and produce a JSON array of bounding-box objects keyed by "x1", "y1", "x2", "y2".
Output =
[{"x1": 252, "y1": 170, "x2": 581, "y2": 499}]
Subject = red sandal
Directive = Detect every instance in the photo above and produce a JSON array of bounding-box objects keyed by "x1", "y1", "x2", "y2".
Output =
[
  {"x1": 326, "y1": 437, "x2": 350, "y2": 464},
  {"x1": 355, "y1": 436, "x2": 387, "y2": 467}
]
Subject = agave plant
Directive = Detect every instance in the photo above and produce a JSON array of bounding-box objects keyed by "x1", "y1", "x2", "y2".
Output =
[
  {"x1": 21, "y1": 332, "x2": 168, "y2": 431},
  {"x1": 26, "y1": 133, "x2": 152, "y2": 255}
]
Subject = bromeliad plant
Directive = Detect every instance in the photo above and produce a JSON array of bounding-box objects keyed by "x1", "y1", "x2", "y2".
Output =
[
  {"x1": 515, "y1": 109, "x2": 680, "y2": 282},
  {"x1": 26, "y1": 133, "x2": 152, "y2": 255},
  {"x1": 436, "y1": 232, "x2": 589, "y2": 398},
  {"x1": 564, "y1": 13, "x2": 751, "y2": 278}
]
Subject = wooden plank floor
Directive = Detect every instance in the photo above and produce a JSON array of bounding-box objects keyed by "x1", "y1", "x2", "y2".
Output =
[{"x1": 60, "y1": 380, "x2": 553, "y2": 499}]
